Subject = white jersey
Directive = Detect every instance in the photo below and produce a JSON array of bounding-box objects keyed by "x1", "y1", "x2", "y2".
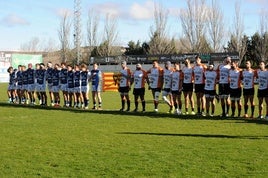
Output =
[
  {"x1": 229, "y1": 69, "x2": 242, "y2": 89},
  {"x1": 119, "y1": 68, "x2": 131, "y2": 87},
  {"x1": 193, "y1": 64, "x2": 206, "y2": 84},
  {"x1": 256, "y1": 69, "x2": 268, "y2": 90},
  {"x1": 147, "y1": 67, "x2": 163, "y2": 88},
  {"x1": 242, "y1": 69, "x2": 256, "y2": 89},
  {"x1": 204, "y1": 70, "x2": 217, "y2": 91},
  {"x1": 133, "y1": 70, "x2": 147, "y2": 89},
  {"x1": 217, "y1": 64, "x2": 230, "y2": 84},
  {"x1": 163, "y1": 68, "x2": 173, "y2": 89},
  {"x1": 182, "y1": 67, "x2": 193, "y2": 84},
  {"x1": 171, "y1": 70, "x2": 182, "y2": 91}
]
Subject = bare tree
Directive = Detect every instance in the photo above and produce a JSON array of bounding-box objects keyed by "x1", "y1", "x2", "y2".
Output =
[
  {"x1": 207, "y1": 0, "x2": 224, "y2": 52},
  {"x1": 148, "y1": 2, "x2": 176, "y2": 54},
  {"x1": 97, "y1": 13, "x2": 119, "y2": 56},
  {"x1": 58, "y1": 11, "x2": 72, "y2": 63},
  {"x1": 230, "y1": 1, "x2": 246, "y2": 63},
  {"x1": 87, "y1": 9, "x2": 99, "y2": 47},
  {"x1": 259, "y1": 9, "x2": 268, "y2": 61},
  {"x1": 20, "y1": 37, "x2": 41, "y2": 52},
  {"x1": 180, "y1": 0, "x2": 208, "y2": 52},
  {"x1": 259, "y1": 9, "x2": 268, "y2": 36}
]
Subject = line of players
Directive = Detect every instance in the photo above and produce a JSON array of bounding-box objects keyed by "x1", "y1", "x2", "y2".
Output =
[
  {"x1": 118, "y1": 56, "x2": 268, "y2": 119},
  {"x1": 7, "y1": 62, "x2": 103, "y2": 110}
]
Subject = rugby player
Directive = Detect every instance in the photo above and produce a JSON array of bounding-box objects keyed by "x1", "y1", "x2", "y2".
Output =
[
  {"x1": 182, "y1": 58, "x2": 195, "y2": 115},
  {"x1": 193, "y1": 55, "x2": 207, "y2": 116},
  {"x1": 118, "y1": 61, "x2": 132, "y2": 112},
  {"x1": 256, "y1": 60, "x2": 268, "y2": 119},
  {"x1": 171, "y1": 62, "x2": 183, "y2": 115},
  {"x1": 132, "y1": 63, "x2": 149, "y2": 112},
  {"x1": 204, "y1": 64, "x2": 217, "y2": 117},
  {"x1": 147, "y1": 60, "x2": 163, "y2": 112},
  {"x1": 242, "y1": 60, "x2": 256, "y2": 118},
  {"x1": 229, "y1": 61, "x2": 242, "y2": 117},
  {"x1": 217, "y1": 56, "x2": 231, "y2": 117}
]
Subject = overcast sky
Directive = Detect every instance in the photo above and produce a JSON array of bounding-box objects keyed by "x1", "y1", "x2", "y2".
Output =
[{"x1": 0, "y1": 0, "x2": 267, "y2": 51}]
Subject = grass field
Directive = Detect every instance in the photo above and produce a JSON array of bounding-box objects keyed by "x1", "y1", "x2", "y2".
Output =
[{"x1": 0, "y1": 83, "x2": 268, "y2": 177}]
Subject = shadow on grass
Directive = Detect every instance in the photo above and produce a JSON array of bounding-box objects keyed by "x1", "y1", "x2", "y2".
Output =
[
  {"x1": 116, "y1": 132, "x2": 268, "y2": 140},
  {"x1": 0, "y1": 102, "x2": 267, "y2": 125}
]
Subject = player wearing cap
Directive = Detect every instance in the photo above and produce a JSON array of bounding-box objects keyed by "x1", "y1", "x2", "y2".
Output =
[
  {"x1": 182, "y1": 58, "x2": 195, "y2": 115},
  {"x1": 256, "y1": 60, "x2": 268, "y2": 119},
  {"x1": 132, "y1": 63, "x2": 149, "y2": 112},
  {"x1": 229, "y1": 61, "x2": 243, "y2": 117},
  {"x1": 118, "y1": 61, "x2": 132, "y2": 112},
  {"x1": 242, "y1": 60, "x2": 256, "y2": 118},
  {"x1": 193, "y1": 55, "x2": 207, "y2": 116},
  {"x1": 147, "y1": 60, "x2": 163, "y2": 112},
  {"x1": 171, "y1": 62, "x2": 183, "y2": 115},
  {"x1": 162, "y1": 61, "x2": 174, "y2": 113},
  {"x1": 204, "y1": 64, "x2": 217, "y2": 117},
  {"x1": 217, "y1": 56, "x2": 231, "y2": 117}
]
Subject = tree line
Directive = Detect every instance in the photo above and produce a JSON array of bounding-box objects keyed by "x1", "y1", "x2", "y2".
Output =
[{"x1": 20, "y1": 0, "x2": 268, "y2": 66}]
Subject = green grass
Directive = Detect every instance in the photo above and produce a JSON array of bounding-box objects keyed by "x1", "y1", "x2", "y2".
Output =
[{"x1": 0, "y1": 83, "x2": 268, "y2": 177}]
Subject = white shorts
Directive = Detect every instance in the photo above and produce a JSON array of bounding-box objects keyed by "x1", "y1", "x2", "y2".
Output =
[
  {"x1": 81, "y1": 86, "x2": 89, "y2": 93},
  {"x1": 74, "y1": 87, "x2": 81, "y2": 93},
  {"x1": 22, "y1": 84, "x2": 28, "y2": 91},
  {"x1": 60, "y1": 84, "x2": 68, "y2": 92},
  {"x1": 8, "y1": 84, "x2": 16, "y2": 91},
  {"x1": 28, "y1": 84, "x2": 36, "y2": 92},
  {"x1": 68, "y1": 88, "x2": 74, "y2": 93},
  {"x1": 36, "y1": 84, "x2": 46, "y2": 92},
  {"x1": 47, "y1": 84, "x2": 53, "y2": 92},
  {"x1": 17, "y1": 85, "x2": 23, "y2": 90},
  {"x1": 51, "y1": 86, "x2": 60, "y2": 93},
  {"x1": 162, "y1": 90, "x2": 171, "y2": 97}
]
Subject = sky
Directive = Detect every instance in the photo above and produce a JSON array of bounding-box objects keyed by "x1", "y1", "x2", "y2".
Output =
[{"x1": 0, "y1": 0, "x2": 267, "y2": 51}]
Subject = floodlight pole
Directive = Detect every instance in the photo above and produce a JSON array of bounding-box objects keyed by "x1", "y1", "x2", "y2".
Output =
[{"x1": 74, "y1": 0, "x2": 82, "y2": 64}]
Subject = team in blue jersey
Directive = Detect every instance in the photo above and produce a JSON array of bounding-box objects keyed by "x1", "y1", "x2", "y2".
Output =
[{"x1": 6, "y1": 62, "x2": 96, "y2": 110}]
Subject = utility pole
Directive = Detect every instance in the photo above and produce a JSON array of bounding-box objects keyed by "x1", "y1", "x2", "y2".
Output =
[{"x1": 74, "y1": 0, "x2": 82, "y2": 64}]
